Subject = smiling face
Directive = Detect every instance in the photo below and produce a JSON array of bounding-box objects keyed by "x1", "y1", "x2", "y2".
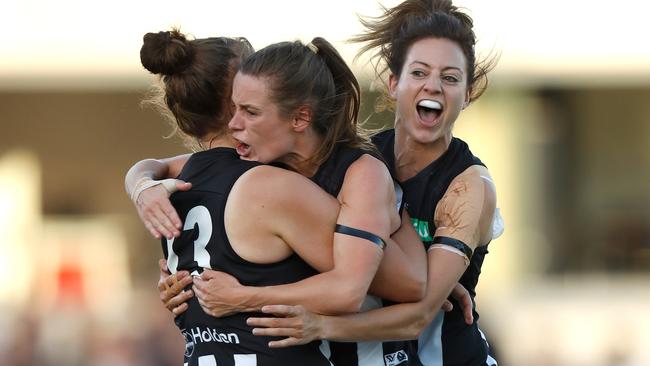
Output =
[
  {"x1": 389, "y1": 37, "x2": 470, "y2": 146},
  {"x1": 228, "y1": 72, "x2": 297, "y2": 163}
]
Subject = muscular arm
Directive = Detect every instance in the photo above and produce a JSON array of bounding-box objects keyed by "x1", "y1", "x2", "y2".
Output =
[
  {"x1": 249, "y1": 166, "x2": 496, "y2": 342},
  {"x1": 213, "y1": 156, "x2": 398, "y2": 315},
  {"x1": 368, "y1": 210, "x2": 427, "y2": 302}
]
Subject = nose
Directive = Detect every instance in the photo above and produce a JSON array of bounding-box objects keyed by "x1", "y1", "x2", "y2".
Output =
[
  {"x1": 228, "y1": 110, "x2": 243, "y2": 131},
  {"x1": 423, "y1": 76, "x2": 442, "y2": 94}
]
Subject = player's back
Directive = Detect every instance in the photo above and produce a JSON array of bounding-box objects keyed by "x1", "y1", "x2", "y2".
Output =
[{"x1": 163, "y1": 147, "x2": 332, "y2": 366}]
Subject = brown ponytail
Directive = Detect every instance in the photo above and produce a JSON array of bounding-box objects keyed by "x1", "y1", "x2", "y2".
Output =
[{"x1": 240, "y1": 37, "x2": 375, "y2": 167}]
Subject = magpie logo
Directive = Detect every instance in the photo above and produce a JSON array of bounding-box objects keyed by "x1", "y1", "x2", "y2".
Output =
[
  {"x1": 183, "y1": 330, "x2": 195, "y2": 357},
  {"x1": 384, "y1": 349, "x2": 408, "y2": 366}
]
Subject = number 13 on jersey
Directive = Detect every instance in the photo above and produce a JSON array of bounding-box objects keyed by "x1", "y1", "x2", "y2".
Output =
[{"x1": 166, "y1": 205, "x2": 212, "y2": 276}]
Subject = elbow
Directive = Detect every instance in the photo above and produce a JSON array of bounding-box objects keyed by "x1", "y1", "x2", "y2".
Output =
[
  {"x1": 394, "y1": 271, "x2": 427, "y2": 303},
  {"x1": 339, "y1": 289, "x2": 366, "y2": 314},
  {"x1": 405, "y1": 308, "x2": 436, "y2": 339},
  {"x1": 321, "y1": 287, "x2": 366, "y2": 315},
  {"x1": 405, "y1": 276, "x2": 427, "y2": 302}
]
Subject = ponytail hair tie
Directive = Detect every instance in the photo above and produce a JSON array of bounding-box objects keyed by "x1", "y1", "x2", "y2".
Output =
[{"x1": 306, "y1": 42, "x2": 319, "y2": 54}]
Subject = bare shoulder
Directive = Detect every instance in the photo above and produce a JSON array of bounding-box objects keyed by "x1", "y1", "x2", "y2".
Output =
[
  {"x1": 233, "y1": 165, "x2": 322, "y2": 203},
  {"x1": 341, "y1": 153, "x2": 395, "y2": 204},
  {"x1": 433, "y1": 165, "x2": 497, "y2": 247},
  {"x1": 343, "y1": 153, "x2": 393, "y2": 191},
  {"x1": 454, "y1": 165, "x2": 497, "y2": 203},
  {"x1": 340, "y1": 153, "x2": 399, "y2": 233}
]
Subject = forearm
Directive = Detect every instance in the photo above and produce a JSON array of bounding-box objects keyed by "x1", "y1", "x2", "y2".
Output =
[
  {"x1": 369, "y1": 214, "x2": 427, "y2": 302},
  {"x1": 240, "y1": 270, "x2": 372, "y2": 315},
  {"x1": 124, "y1": 159, "x2": 171, "y2": 196},
  {"x1": 319, "y1": 300, "x2": 430, "y2": 341},
  {"x1": 325, "y1": 252, "x2": 465, "y2": 342},
  {"x1": 368, "y1": 236, "x2": 425, "y2": 302}
]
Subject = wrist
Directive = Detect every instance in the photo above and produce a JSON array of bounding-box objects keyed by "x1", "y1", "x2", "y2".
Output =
[
  {"x1": 235, "y1": 285, "x2": 263, "y2": 313},
  {"x1": 313, "y1": 313, "x2": 328, "y2": 340},
  {"x1": 314, "y1": 314, "x2": 334, "y2": 340},
  {"x1": 129, "y1": 176, "x2": 157, "y2": 203}
]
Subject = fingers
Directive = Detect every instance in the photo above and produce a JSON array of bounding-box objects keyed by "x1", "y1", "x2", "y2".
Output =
[
  {"x1": 461, "y1": 296, "x2": 474, "y2": 325},
  {"x1": 199, "y1": 269, "x2": 217, "y2": 280},
  {"x1": 158, "y1": 271, "x2": 192, "y2": 301},
  {"x1": 192, "y1": 278, "x2": 208, "y2": 300},
  {"x1": 260, "y1": 305, "x2": 300, "y2": 317},
  {"x1": 192, "y1": 276, "x2": 207, "y2": 292},
  {"x1": 152, "y1": 207, "x2": 178, "y2": 239},
  {"x1": 252, "y1": 327, "x2": 298, "y2": 337},
  {"x1": 268, "y1": 338, "x2": 302, "y2": 348},
  {"x1": 137, "y1": 185, "x2": 182, "y2": 239},
  {"x1": 158, "y1": 259, "x2": 170, "y2": 275},
  {"x1": 172, "y1": 302, "x2": 189, "y2": 316},
  {"x1": 166, "y1": 289, "x2": 194, "y2": 313},
  {"x1": 143, "y1": 220, "x2": 163, "y2": 240},
  {"x1": 159, "y1": 201, "x2": 183, "y2": 230},
  {"x1": 175, "y1": 180, "x2": 192, "y2": 191},
  {"x1": 247, "y1": 316, "x2": 296, "y2": 329},
  {"x1": 441, "y1": 300, "x2": 453, "y2": 312}
]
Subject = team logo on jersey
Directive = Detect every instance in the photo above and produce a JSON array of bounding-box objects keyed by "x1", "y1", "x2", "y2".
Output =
[
  {"x1": 182, "y1": 330, "x2": 195, "y2": 357},
  {"x1": 411, "y1": 218, "x2": 433, "y2": 242},
  {"x1": 384, "y1": 349, "x2": 408, "y2": 366}
]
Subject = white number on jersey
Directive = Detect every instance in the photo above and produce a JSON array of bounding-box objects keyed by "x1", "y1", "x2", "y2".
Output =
[
  {"x1": 187, "y1": 354, "x2": 257, "y2": 366},
  {"x1": 166, "y1": 205, "x2": 212, "y2": 276}
]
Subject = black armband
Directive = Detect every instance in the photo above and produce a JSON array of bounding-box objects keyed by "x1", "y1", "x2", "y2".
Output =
[
  {"x1": 431, "y1": 236, "x2": 473, "y2": 260},
  {"x1": 335, "y1": 224, "x2": 386, "y2": 250}
]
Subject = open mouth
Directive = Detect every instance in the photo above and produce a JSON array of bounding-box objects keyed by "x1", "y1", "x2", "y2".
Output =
[
  {"x1": 416, "y1": 100, "x2": 442, "y2": 125},
  {"x1": 234, "y1": 140, "x2": 251, "y2": 157}
]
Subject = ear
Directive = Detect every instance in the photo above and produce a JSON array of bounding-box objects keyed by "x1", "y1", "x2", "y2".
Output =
[
  {"x1": 292, "y1": 105, "x2": 312, "y2": 132},
  {"x1": 462, "y1": 89, "x2": 471, "y2": 110},
  {"x1": 388, "y1": 74, "x2": 399, "y2": 100}
]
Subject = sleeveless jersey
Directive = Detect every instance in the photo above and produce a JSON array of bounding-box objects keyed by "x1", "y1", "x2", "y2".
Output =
[
  {"x1": 373, "y1": 130, "x2": 497, "y2": 366},
  {"x1": 311, "y1": 144, "x2": 410, "y2": 366},
  {"x1": 162, "y1": 147, "x2": 332, "y2": 366}
]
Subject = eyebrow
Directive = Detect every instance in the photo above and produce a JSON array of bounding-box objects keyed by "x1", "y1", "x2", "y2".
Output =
[
  {"x1": 409, "y1": 61, "x2": 464, "y2": 73},
  {"x1": 233, "y1": 100, "x2": 254, "y2": 108}
]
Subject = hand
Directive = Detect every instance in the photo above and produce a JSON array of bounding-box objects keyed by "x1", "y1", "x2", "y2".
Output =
[
  {"x1": 441, "y1": 299, "x2": 454, "y2": 312},
  {"x1": 450, "y1": 282, "x2": 473, "y2": 325},
  {"x1": 157, "y1": 259, "x2": 194, "y2": 316},
  {"x1": 135, "y1": 179, "x2": 191, "y2": 239},
  {"x1": 247, "y1": 305, "x2": 323, "y2": 348},
  {"x1": 192, "y1": 269, "x2": 247, "y2": 318}
]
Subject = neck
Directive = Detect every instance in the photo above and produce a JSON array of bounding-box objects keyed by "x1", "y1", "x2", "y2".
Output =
[
  {"x1": 393, "y1": 124, "x2": 452, "y2": 181},
  {"x1": 199, "y1": 134, "x2": 236, "y2": 150},
  {"x1": 277, "y1": 129, "x2": 322, "y2": 177}
]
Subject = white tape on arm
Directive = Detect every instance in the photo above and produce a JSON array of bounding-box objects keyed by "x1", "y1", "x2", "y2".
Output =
[{"x1": 131, "y1": 178, "x2": 180, "y2": 204}]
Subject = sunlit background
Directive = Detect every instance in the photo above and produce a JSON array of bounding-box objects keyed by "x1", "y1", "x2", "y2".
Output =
[{"x1": 2, "y1": 1, "x2": 650, "y2": 365}]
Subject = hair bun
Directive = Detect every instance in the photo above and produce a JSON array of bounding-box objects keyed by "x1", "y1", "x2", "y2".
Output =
[{"x1": 140, "y1": 29, "x2": 195, "y2": 76}]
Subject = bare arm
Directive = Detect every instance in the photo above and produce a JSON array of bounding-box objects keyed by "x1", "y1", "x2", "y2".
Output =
[
  {"x1": 248, "y1": 166, "x2": 496, "y2": 343},
  {"x1": 194, "y1": 156, "x2": 397, "y2": 315},
  {"x1": 368, "y1": 210, "x2": 427, "y2": 302},
  {"x1": 124, "y1": 154, "x2": 191, "y2": 239}
]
